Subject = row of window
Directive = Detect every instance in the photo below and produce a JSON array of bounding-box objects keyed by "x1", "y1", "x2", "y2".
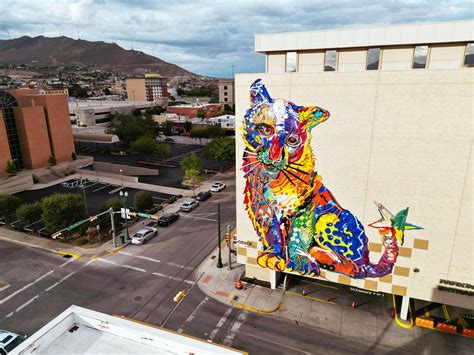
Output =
[{"x1": 284, "y1": 43, "x2": 474, "y2": 72}]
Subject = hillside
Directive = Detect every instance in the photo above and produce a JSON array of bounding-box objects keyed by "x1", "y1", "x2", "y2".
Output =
[{"x1": 0, "y1": 35, "x2": 199, "y2": 77}]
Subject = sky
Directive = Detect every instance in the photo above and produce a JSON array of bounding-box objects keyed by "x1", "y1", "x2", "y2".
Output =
[{"x1": 0, "y1": 0, "x2": 472, "y2": 77}]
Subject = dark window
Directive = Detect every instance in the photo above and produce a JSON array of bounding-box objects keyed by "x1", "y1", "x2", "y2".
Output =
[
  {"x1": 463, "y1": 43, "x2": 474, "y2": 67},
  {"x1": 413, "y1": 46, "x2": 429, "y2": 69},
  {"x1": 286, "y1": 52, "x2": 297, "y2": 72},
  {"x1": 324, "y1": 50, "x2": 337, "y2": 71},
  {"x1": 224, "y1": 86, "x2": 227, "y2": 89},
  {"x1": 224, "y1": 91, "x2": 227, "y2": 96},
  {"x1": 366, "y1": 48, "x2": 381, "y2": 70},
  {"x1": 224, "y1": 98, "x2": 228, "y2": 102},
  {"x1": 0, "y1": 91, "x2": 23, "y2": 170}
]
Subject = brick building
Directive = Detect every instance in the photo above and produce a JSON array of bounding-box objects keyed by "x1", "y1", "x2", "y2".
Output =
[
  {"x1": 0, "y1": 89, "x2": 74, "y2": 178},
  {"x1": 166, "y1": 103, "x2": 223, "y2": 119}
]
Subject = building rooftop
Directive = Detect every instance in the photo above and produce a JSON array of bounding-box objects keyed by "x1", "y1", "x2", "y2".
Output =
[
  {"x1": 68, "y1": 100, "x2": 154, "y2": 110},
  {"x1": 255, "y1": 19, "x2": 474, "y2": 52},
  {"x1": 12, "y1": 305, "x2": 245, "y2": 355}
]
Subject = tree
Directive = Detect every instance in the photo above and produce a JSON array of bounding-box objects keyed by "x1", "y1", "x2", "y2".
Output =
[
  {"x1": 133, "y1": 191, "x2": 154, "y2": 211},
  {"x1": 180, "y1": 153, "x2": 201, "y2": 173},
  {"x1": 5, "y1": 160, "x2": 16, "y2": 175},
  {"x1": 48, "y1": 155, "x2": 56, "y2": 166},
  {"x1": 106, "y1": 113, "x2": 159, "y2": 147},
  {"x1": 97, "y1": 197, "x2": 122, "y2": 230},
  {"x1": 130, "y1": 136, "x2": 158, "y2": 155},
  {"x1": 197, "y1": 108, "x2": 206, "y2": 120},
  {"x1": 182, "y1": 168, "x2": 202, "y2": 196},
  {"x1": 16, "y1": 202, "x2": 42, "y2": 225},
  {"x1": 0, "y1": 194, "x2": 22, "y2": 222},
  {"x1": 41, "y1": 193, "x2": 85, "y2": 232},
  {"x1": 223, "y1": 104, "x2": 234, "y2": 114},
  {"x1": 155, "y1": 143, "x2": 173, "y2": 161},
  {"x1": 204, "y1": 137, "x2": 236, "y2": 172},
  {"x1": 71, "y1": 152, "x2": 77, "y2": 161},
  {"x1": 190, "y1": 128, "x2": 206, "y2": 145},
  {"x1": 160, "y1": 121, "x2": 173, "y2": 136},
  {"x1": 183, "y1": 121, "x2": 193, "y2": 133},
  {"x1": 206, "y1": 125, "x2": 225, "y2": 138}
]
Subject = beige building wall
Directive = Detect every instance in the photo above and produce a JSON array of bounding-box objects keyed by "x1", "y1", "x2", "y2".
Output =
[
  {"x1": 267, "y1": 53, "x2": 286, "y2": 73},
  {"x1": 235, "y1": 69, "x2": 473, "y2": 308},
  {"x1": 298, "y1": 52, "x2": 324, "y2": 73},
  {"x1": 125, "y1": 79, "x2": 146, "y2": 102},
  {"x1": 429, "y1": 44, "x2": 465, "y2": 69},
  {"x1": 338, "y1": 49, "x2": 367, "y2": 72},
  {"x1": 381, "y1": 47, "x2": 414, "y2": 70}
]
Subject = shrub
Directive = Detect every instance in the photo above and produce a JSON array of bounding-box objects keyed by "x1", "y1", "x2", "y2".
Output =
[
  {"x1": 133, "y1": 191, "x2": 154, "y2": 211},
  {"x1": 16, "y1": 202, "x2": 42, "y2": 225},
  {"x1": 5, "y1": 161, "x2": 16, "y2": 175},
  {"x1": 97, "y1": 197, "x2": 122, "y2": 230},
  {"x1": 48, "y1": 155, "x2": 56, "y2": 166},
  {"x1": 41, "y1": 193, "x2": 85, "y2": 232},
  {"x1": 148, "y1": 205, "x2": 163, "y2": 214},
  {"x1": 71, "y1": 152, "x2": 77, "y2": 161},
  {"x1": 77, "y1": 238, "x2": 88, "y2": 246},
  {"x1": 0, "y1": 194, "x2": 22, "y2": 222}
]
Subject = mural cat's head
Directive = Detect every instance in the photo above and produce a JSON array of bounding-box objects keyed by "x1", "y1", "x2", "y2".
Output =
[{"x1": 242, "y1": 79, "x2": 330, "y2": 179}]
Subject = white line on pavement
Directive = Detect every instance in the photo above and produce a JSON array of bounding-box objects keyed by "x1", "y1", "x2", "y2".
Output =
[
  {"x1": 241, "y1": 332, "x2": 312, "y2": 355},
  {"x1": 59, "y1": 258, "x2": 76, "y2": 268},
  {"x1": 177, "y1": 296, "x2": 209, "y2": 334},
  {"x1": 92, "y1": 184, "x2": 111, "y2": 192},
  {"x1": 6, "y1": 295, "x2": 41, "y2": 317},
  {"x1": 118, "y1": 251, "x2": 133, "y2": 256},
  {"x1": 123, "y1": 265, "x2": 146, "y2": 273},
  {"x1": 118, "y1": 251, "x2": 161, "y2": 264},
  {"x1": 97, "y1": 258, "x2": 118, "y2": 265},
  {"x1": 166, "y1": 262, "x2": 193, "y2": 270},
  {"x1": 0, "y1": 284, "x2": 11, "y2": 292},
  {"x1": 45, "y1": 271, "x2": 77, "y2": 292},
  {"x1": 97, "y1": 258, "x2": 146, "y2": 273},
  {"x1": 209, "y1": 307, "x2": 233, "y2": 341},
  {"x1": 84, "y1": 259, "x2": 95, "y2": 267},
  {"x1": 152, "y1": 272, "x2": 193, "y2": 285},
  {"x1": 222, "y1": 311, "x2": 248, "y2": 347},
  {"x1": 0, "y1": 270, "x2": 54, "y2": 305}
]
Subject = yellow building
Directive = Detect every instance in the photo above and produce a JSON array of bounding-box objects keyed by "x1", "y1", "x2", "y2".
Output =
[{"x1": 235, "y1": 20, "x2": 473, "y2": 314}]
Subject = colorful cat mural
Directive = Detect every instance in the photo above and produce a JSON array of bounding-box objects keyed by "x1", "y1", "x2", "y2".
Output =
[{"x1": 242, "y1": 79, "x2": 422, "y2": 279}]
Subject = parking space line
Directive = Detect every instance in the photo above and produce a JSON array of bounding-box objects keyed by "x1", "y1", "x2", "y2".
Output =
[
  {"x1": 14, "y1": 295, "x2": 39, "y2": 314},
  {"x1": 152, "y1": 197, "x2": 167, "y2": 201},
  {"x1": 93, "y1": 184, "x2": 111, "y2": 192},
  {"x1": 0, "y1": 270, "x2": 54, "y2": 305},
  {"x1": 83, "y1": 182, "x2": 99, "y2": 189},
  {"x1": 0, "y1": 284, "x2": 11, "y2": 292}
]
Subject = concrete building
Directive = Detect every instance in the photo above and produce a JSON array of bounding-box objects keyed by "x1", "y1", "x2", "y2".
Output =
[
  {"x1": 126, "y1": 73, "x2": 169, "y2": 106},
  {"x1": 11, "y1": 305, "x2": 244, "y2": 354},
  {"x1": 0, "y1": 89, "x2": 74, "y2": 177},
  {"x1": 218, "y1": 78, "x2": 235, "y2": 106},
  {"x1": 167, "y1": 103, "x2": 223, "y2": 119},
  {"x1": 69, "y1": 100, "x2": 158, "y2": 126},
  {"x1": 38, "y1": 88, "x2": 69, "y2": 96},
  {"x1": 235, "y1": 20, "x2": 473, "y2": 312}
]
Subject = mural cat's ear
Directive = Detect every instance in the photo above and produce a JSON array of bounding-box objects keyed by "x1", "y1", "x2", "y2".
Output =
[
  {"x1": 250, "y1": 79, "x2": 272, "y2": 106},
  {"x1": 299, "y1": 105, "x2": 330, "y2": 132}
]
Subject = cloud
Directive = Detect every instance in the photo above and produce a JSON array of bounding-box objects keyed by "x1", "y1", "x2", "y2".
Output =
[{"x1": 0, "y1": 0, "x2": 472, "y2": 77}]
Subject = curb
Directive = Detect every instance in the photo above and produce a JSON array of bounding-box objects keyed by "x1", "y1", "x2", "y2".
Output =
[
  {"x1": 55, "y1": 250, "x2": 82, "y2": 259},
  {"x1": 106, "y1": 242, "x2": 130, "y2": 254},
  {"x1": 230, "y1": 298, "x2": 283, "y2": 314}
]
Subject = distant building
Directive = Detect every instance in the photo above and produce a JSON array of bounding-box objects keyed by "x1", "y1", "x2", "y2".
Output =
[
  {"x1": 0, "y1": 89, "x2": 74, "y2": 177},
  {"x1": 218, "y1": 79, "x2": 234, "y2": 106},
  {"x1": 166, "y1": 103, "x2": 223, "y2": 119},
  {"x1": 208, "y1": 114, "x2": 235, "y2": 130},
  {"x1": 126, "y1": 74, "x2": 169, "y2": 106},
  {"x1": 38, "y1": 88, "x2": 69, "y2": 96}
]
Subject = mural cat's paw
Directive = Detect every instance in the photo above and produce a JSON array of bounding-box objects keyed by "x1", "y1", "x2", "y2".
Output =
[
  {"x1": 257, "y1": 253, "x2": 286, "y2": 272},
  {"x1": 287, "y1": 256, "x2": 320, "y2": 277}
]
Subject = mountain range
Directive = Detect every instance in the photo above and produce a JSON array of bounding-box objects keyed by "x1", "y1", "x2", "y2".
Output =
[{"x1": 0, "y1": 36, "x2": 199, "y2": 77}]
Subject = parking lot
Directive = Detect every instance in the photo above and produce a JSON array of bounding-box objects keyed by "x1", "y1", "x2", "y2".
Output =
[
  {"x1": 10, "y1": 179, "x2": 175, "y2": 237},
  {"x1": 77, "y1": 143, "x2": 234, "y2": 189}
]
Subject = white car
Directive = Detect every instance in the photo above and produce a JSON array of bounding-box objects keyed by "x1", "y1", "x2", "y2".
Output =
[
  {"x1": 210, "y1": 182, "x2": 226, "y2": 192},
  {"x1": 130, "y1": 227, "x2": 157, "y2": 245},
  {"x1": 180, "y1": 200, "x2": 199, "y2": 212},
  {"x1": 0, "y1": 330, "x2": 26, "y2": 354}
]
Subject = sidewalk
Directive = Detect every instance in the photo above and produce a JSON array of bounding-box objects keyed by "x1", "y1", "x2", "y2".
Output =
[{"x1": 197, "y1": 246, "x2": 473, "y2": 354}]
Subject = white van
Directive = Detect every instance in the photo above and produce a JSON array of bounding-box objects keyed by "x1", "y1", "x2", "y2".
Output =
[{"x1": 0, "y1": 330, "x2": 26, "y2": 354}]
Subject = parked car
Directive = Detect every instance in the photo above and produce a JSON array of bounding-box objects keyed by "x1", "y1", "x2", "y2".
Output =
[
  {"x1": 179, "y1": 200, "x2": 199, "y2": 212},
  {"x1": 0, "y1": 330, "x2": 26, "y2": 354},
  {"x1": 130, "y1": 227, "x2": 157, "y2": 245},
  {"x1": 164, "y1": 137, "x2": 175, "y2": 143},
  {"x1": 158, "y1": 213, "x2": 180, "y2": 227},
  {"x1": 196, "y1": 190, "x2": 212, "y2": 201},
  {"x1": 210, "y1": 182, "x2": 226, "y2": 192}
]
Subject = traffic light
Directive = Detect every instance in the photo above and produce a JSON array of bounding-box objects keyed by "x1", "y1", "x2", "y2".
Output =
[
  {"x1": 150, "y1": 215, "x2": 159, "y2": 221},
  {"x1": 173, "y1": 290, "x2": 186, "y2": 302},
  {"x1": 52, "y1": 231, "x2": 62, "y2": 239},
  {"x1": 89, "y1": 216, "x2": 98, "y2": 222},
  {"x1": 127, "y1": 212, "x2": 137, "y2": 217},
  {"x1": 225, "y1": 233, "x2": 230, "y2": 243}
]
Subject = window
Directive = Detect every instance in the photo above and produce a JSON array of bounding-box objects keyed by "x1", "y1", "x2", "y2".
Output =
[
  {"x1": 286, "y1": 52, "x2": 297, "y2": 72},
  {"x1": 366, "y1": 48, "x2": 381, "y2": 70},
  {"x1": 224, "y1": 91, "x2": 227, "y2": 96},
  {"x1": 224, "y1": 86, "x2": 227, "y2": 90},
  {"x1": 324, "y1": 50, "x2": 337, "y2": 71},
  {"x1": 224, "y1": 98, "x2": 228, "y2": 102},
  {"x1": 463, "y1": 43, "x2": 474, "y2": 67},
  {"x1": 413, "y1": 46, "x2": 429, "y2": 69}
]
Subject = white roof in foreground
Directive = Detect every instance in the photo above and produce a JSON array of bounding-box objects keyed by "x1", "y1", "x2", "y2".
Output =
[
  {"x1": 11, "y1": 305, "x2": 245, "y2": 355},
  {"x1": 255, "y1": 20, "x2": 474, "y2": 52}
]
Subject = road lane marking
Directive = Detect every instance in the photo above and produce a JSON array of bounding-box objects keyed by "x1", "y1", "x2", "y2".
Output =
[
  {"x1": 0, "y1": 270, "x2": 54, "y2": 304},
  {"x1": 152, "y1": 272, "x2": 193, "y2": 285},
  {"x1": 240, "y1": 331, "x2": 312, "y2": 354},
  {"x1": 222, "y1": 311, "x2": 248, "y2": 347},
  {"x1": 118, "y1": 251, "x2": 161, "y2": 264},
  {"x1": 0, "y1": 284, "x2": 11, "y2": 292},
  {"x1": 118, "y1": 251, "x2": 133, "y2": 256},
  {"x1": 166, "y1": 262, "x2": 193, "y2": 270},
  {"x1": 97, "y1": 258, "x2": 146, "y2": 273},
  {"x1": 15, "y1": 295, "x2": 39, "y2": 313},
  {"x1": 123, "y1": 265, "x2": 146, "y2": 273},
  {"x1": 45, "y1": 271, "x2": 77, "y2": 292},
  {"x1": 59, "y1": 258, "x2": 76, "y2": 268},
  {"x1": 177, "y1": 296, "x2": 209, "y2": 334},
  {"x1": 92, "y1": 184, "x2": 111, "y2": 192},
  {"x1": 97, "y1": 258, "x2": 118, "y2": 266},
  {"x1": 85, "y1": 259, "x2": 95, "y2": 267},
  {"x1": 209, "y1": 307, "x2": 233, "y2": 341}
]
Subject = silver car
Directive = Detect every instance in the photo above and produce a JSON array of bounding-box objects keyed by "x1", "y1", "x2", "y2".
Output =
[
  {"x1": 0, "y1": 330, "x2": 26, "y2": 354},
  {"x1": 130, "y1": 227, "x2": 157, "y2": 245},
  {"x1": 179, "y1": 200, "x2": 199, "y2": 212}
]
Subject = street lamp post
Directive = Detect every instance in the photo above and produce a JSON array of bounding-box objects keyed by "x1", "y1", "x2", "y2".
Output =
[
  {"x1": 120, "y1": 168, "x2": 123, "y2": 187},
  {"x1": 120, "y1": 190, "x2": 129, "y2": 242},
  {"x1": 216, "y1": 203, "x2": 223, "y2": 268}
]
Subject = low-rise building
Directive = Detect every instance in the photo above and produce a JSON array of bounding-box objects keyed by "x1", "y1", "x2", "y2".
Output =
[
  {"x1": 166, "y1": 103, "x2": 223, "y2": 119},
  {"x1": 218, "y1": 78, "x2": 234, "y2": 106}
]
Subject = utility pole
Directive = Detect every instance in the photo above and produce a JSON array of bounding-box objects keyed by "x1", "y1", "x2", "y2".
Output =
[
  {"x1": 227, "y1": 224, "x2": 232, "y2": 270},
  {"x1": 81, "y1": 184, "x2": 88, "y2": 216},
  {"x1": 120, "y1": 190, "x2": 129, "y2": 242},
  {"x1": 216, "y1": 203, "x2": 223, "y2": 268},
  {"x1": 109, "y1": 207, "x2": 116, "y2": 247}
]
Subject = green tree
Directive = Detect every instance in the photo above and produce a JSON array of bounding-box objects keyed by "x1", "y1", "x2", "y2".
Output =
[
  {"x1": 155, "y1": 143, "x2": 173, "y2": 161},
  {"x1": 41, "y1": 193, "x2": 85, "y2": 232},
  {"x1": 204, "y1": 137, "x2": 236, "y2": 172},
  {"x1": 160, "y1": 121, "x2": 173, "y2": 136},
  {"x1": 0, "y1": 194, "x2": 22, "y2": 222},
  {"x1": 183, "y1": 121, "x2": 193, "y2": 133},
  {"x1": 5, "y1": 160, "x2": 16, "y2": 175},
  {"x1": 180, "y1": 153, "x2": 201, "y2": 172},
  {"x1": 182, "y1": 168, "x2": 202, "y2": 196},
  {"x1": 223, "y1": 104, "x2": 234, "y2": 114},
  {"x1": 16, "y1": 202, "x2": 42, "y2": 225},
  {"x1": 130, "y1": 136, "x2": 158, "y2": 155},
  {"x1": 133, "y1": 191, "x2": 154, "y2": 211},
  {"x1": 106, "y1": 113, "x2": 159, "y2": 147},
  {"x1": 97, "y1": 197, "x2": 122, "y2": 230},
  {"x1": 206, "y1": 125, "x2": 225, "y2": 138},
  {"x1": 190, "y1": 128, "x2": 206, "y2": 145},
  {"x1": 48, "y1": 155, "x2": 56, "y2": 166},
  {"x1": 197, "y1": 108, "x2": 206, "y2": 120}
]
